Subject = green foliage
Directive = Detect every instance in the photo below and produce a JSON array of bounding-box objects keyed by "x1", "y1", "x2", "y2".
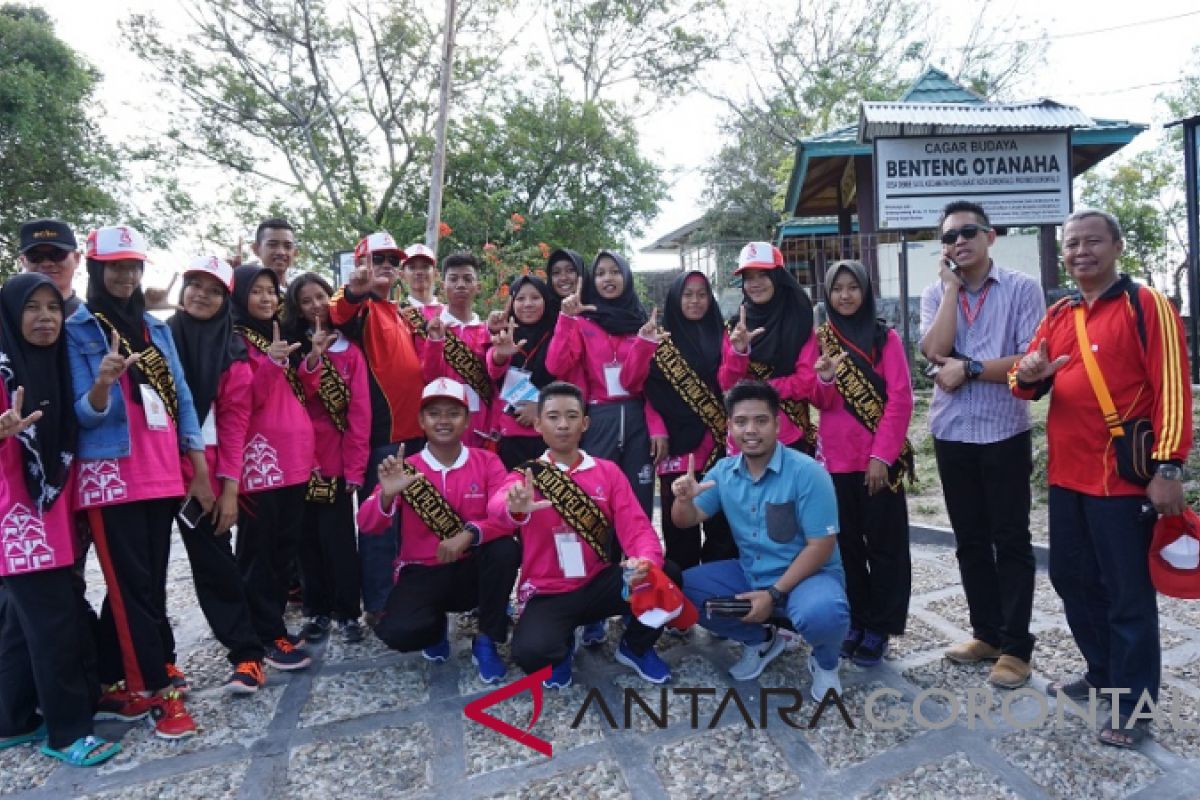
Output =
[{"x1": 0, "y1": 3, "x2": 122, "y2": 269}]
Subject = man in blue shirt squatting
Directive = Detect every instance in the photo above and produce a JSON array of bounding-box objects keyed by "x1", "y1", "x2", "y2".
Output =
[{"x1": 672, "y1": 379, "x2": 849, "y2": 700}]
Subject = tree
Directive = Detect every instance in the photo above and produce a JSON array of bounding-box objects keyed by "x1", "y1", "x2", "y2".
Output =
[{"x1": 0, "y1": 4, "x2": 122, "y2": 266}]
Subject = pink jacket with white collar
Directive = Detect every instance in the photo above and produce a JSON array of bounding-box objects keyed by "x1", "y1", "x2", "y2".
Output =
[{"x1": 239, "y1": 342, "x2": 316, "y2": 493}]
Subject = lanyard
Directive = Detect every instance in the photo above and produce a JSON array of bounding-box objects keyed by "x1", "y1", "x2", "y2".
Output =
[
  {"x1": 516, "y1": 330, "x2": 550, "y2": 367},
  {"x1": 958, "y1": 282, "x2": 993, "y2": 325}
]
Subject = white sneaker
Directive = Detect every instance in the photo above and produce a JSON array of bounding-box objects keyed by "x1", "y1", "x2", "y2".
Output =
[
  {"x1": 808, "y1": 654, "x2": 842, "y2": 702},
  {"x1": 728, "y1": 626, "x2": 786, "y2": 681}
]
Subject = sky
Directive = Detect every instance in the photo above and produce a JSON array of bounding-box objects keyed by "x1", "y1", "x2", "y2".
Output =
[{"x1": 26, "y1": 0, "x2": 1200, "y2": 284}]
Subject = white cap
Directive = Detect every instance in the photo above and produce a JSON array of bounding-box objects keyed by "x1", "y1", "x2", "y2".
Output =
[
  {"x1": 404, "y1": 243, "x2": 436, "y2": 265},
  {"x1": 420, "y1": 378, "x2": 469, "y2": 409},
  {"x1": 86, "y1": 225, "x2": 149, "y2": 262},
  {"x1": 354, "y1": 231, "x2": 405, "y2": 261},
  {"x1": 733, "y1": 241, "x2": 783, "y2": 275},
  {"x1": 183, "y1": 255, "x2": 235, "y2": 292}
]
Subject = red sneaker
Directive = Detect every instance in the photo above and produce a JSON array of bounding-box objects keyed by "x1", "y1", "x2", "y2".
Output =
[
  {"x1": 151, "y1": 691, "x2": 197, "y2": 740},
  {"x1": 165, "y1": 663, "x2": 190, "y2": 696},
  {"x1": 94, "y1": 683, "x2": 156, "y2": 722}
]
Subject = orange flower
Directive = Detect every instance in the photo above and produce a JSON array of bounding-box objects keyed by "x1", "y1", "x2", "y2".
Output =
[
  {"x1": 537, "y1": 242, "x2": 550, "y2": 259},
  {"x1": 438, "y1": 221, "x2": 452, "y2": 238},
  {"x1": 509, "y1": 212, "x2": 525, "y2": 232},
  {"x1": 498, "y1": 284, "x2": 510, "y2": 297}
]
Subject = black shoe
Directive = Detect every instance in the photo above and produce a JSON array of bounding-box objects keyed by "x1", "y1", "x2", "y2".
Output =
[
  {"x1": 840, "y1": 627, "x2": 863, "y2": 660},
  {"x1": 339, "y1": 618, "x2": 366, "y2": 644},
  {"x1": 300, "y1": 615, "x2": 331, "y2": 642}
]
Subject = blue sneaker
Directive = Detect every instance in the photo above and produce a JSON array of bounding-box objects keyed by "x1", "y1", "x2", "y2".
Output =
[
  {"x1": 542, "y1": 655, "x2": 573, "y2": 689},
  {"x1": 422, "y1": 637, "x2": 450, "y2": 663},
  {"x1": 580, "y1": 619, "x2": 607, "y2": 647},
  {"x1": 472, "y1": 634, "x2": 507, "y2": 684},
  {"x1": 852, "y1": 631, "x2": 888, "y2": 668},
  {"x1": 615, "y1": 638, "x2": 671, "y2": 684}
]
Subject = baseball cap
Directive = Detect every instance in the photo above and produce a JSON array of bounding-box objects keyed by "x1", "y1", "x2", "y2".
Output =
[
  {"x1": 353, "y1": 231, "x2": 405, "y2": 262},
  {"x1": 733, "y1": 241, "x2": 784, "y2": 275},
  {"x1": 183, "y1": 255, "x2": 235, "y2": 292},
  {"x1": 420, "y1": 378, "x2": 469, "y2": 409},
  {"x1": 1150, "y1": 508, "x2": 1200, "y2": 600},
  {"x1": 19, "y1": 219, "x2": 77, "y2": 254},
  {"x1": 627, "y1": 565, "x2": 698, "y2": 631},
  {"x1": 404, "y1": 243, "x2": 436, "y2": 266},
  {"x1": 86, "y1": 225, "x2": 149, "y2": 262}
]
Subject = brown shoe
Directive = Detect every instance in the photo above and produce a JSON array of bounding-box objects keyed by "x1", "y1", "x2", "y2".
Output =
[
  {"x1": 944, "y1": 639, "x2": 1002, "y2": 664},
  {"x1": 988, "y1": 655, "x2": 1032, "y2": 689}
]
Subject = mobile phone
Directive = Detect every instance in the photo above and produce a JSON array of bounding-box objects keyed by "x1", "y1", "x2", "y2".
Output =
[
  {"x1": 945, "y1": 257, "x2": 961, "y2": 274},
  {"x1": 178, "y1": 496, "x2": 205, "y2": 529},
  {"x1": 703, "y1": 597, "x2": 753, "y2": 618}
]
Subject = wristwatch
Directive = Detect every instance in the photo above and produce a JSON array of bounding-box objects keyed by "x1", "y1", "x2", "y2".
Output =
[
  {"x1": 1155, "y1": 463, "x2": 1184, "y2": 481},
  {"x1": 963, "y1": 358, "x2": 984, "y2": 380},
  {"x1": 464, "y1": 523, "x2": 482, "y2": 546},
  {"x1": 766, "y1": 586, "x2": 787, "y2": 607}
]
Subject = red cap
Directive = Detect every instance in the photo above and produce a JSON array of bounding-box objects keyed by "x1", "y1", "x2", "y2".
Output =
[
  {"x1": 353, "y1": 231, "x2": 405, "y2": 263},
  {"x1": 732, "y1": 241, "x2": 784, "y2": 276},
  {"x1": 1150, "y1": 508, "x2": 1200, "y2": 599},
  {"x1": 628, "y1": 565, "x2": 698, "y2": 630}
]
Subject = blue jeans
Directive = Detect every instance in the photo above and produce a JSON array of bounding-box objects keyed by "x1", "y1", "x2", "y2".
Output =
[{"x1": 682, "y1": 559, "x2": 849, "y2": 670}]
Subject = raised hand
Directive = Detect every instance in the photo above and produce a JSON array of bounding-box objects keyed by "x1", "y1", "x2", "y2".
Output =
[
  {"x1": 506, "y1": 468, "x2": 553, "y2": 516},
  {"x1": 814, "y1": 341, "x2": 848, "y2": 382},
  {"x1": 377, "y1": 446, "x2": 419, "y2": 497},
  {"x1": 425, "y1": 315, "x2": 446, "y2": 342},
  {"x1": 348, "y1": 264, "x2": 372, "y2": 295},
  {"x1": 1016, "y1": 340, "x2": 1068, "y2": 384},
  {"x1": 0, "y1": 387, "x2": 42, "y2": 440},
  {"x1": 671, "y1": 454, "x2": 716, "y2": 503},
  {"x1": 486, "y1": 306, "x2": 507, "y2": 336},
  {"x1": 729, "y1": 306, "x2": 765, "y2": 355},
  {"x1": 96, "y1": 330, "x2": 140, "y2": 388},
  {"x1": 560, "y1": 277, "x2": 597, "y2": 318},
  {"x1": 268, "y1": 321, "x2": 301, "y2": 363},
  {"x1": 306, "y1": 317, "x2": 335, "y2": 370},
  {"x1": 638, "y1": 306, "x2": 669, "y2": 344},
  {"x1": 228, "y1": 236, "x2": 245, "y2": 269},
  {"x1": 938, "y1": 256, "x2": 964, "y2": 291},
  {"x1": 490, "y1": 319, "x2": 527, "y2": 359}
]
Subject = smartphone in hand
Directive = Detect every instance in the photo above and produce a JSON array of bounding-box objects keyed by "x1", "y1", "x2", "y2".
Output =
[{"x1": 178, "y1": 496, "x2": 205, "y2": 529}]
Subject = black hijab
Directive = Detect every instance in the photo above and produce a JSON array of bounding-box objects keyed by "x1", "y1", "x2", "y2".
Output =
[
  {"x1": 823, "y1": 260, "x2": 888, "y2": 364},
  {"x1": 168, "y1": 273, "x2": 248, "y2": 425},
  {"x1": 0, "y1": 273, "x2": 76, "y2": 511},
  {"x1": 644, "y1": 271, "x2": 724, "y2": 455},
  {"x1": 741, "y1": 265, "x2": 813, "y2": 375},
  {"x1": 85, "y1": 257, "x2": 149, "y2": 351},
  {"x1": 581, "y1": 250, "x2": 648, "y2": 335},
  {"x1": 546, "y1": 248, "x2": 586, "y2": 300},
  {"x1": 506, "y1": 275, "x2": 559, "y2": 388},
  {"x1": 230, "y1": 265, "x2": 280, "y2": 341}
]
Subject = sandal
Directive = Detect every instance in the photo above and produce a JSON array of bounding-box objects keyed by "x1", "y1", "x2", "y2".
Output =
[
  {"x1": 1046, "y1": 676, "x2": 1094, "y2": 702},
  {"x1": 40, "y1": 735, "x2": 121, "y2": 767},
  {"x1": 1098, "y1": 718, "x2": 1150, "y2": 749},
  {"x1": 0, "y1": 723, "x2": 46, "y2": 750}
]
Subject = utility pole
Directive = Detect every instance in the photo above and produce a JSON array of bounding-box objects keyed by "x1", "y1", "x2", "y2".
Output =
[{"x1": 424, "y1": 0, "x2": 457, "y2": 251}]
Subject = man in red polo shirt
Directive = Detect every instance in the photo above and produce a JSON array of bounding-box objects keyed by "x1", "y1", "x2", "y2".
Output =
[{"x1": 1012, "y1": 208, "x2": 1192, "y2": 749}]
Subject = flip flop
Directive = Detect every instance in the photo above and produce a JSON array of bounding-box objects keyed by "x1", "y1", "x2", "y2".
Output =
[
  {"x1": 40, "y1": 735, "x2": 121, "y2": 767},
  {"x1": 0, "y1": 723, "x2": 46, "y2": 750},
  {"x1": 1098, "y1": 718, "x2": 1149, "y2": 749}
]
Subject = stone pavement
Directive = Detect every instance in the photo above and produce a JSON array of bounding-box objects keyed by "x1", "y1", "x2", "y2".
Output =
[{"x1": 3, "y1": 529, "x2": 1200, "y2": 799}]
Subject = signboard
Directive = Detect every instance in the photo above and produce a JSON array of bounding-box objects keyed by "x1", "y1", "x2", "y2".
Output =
[
  {"x1": 334, "y1": 250, "x2": 356, "y2": 286},
  {"x1": 874, "y1": 132, "x2": 1071, "y2": 230}
]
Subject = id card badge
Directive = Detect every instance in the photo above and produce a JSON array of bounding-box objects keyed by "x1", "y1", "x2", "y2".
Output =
[
  {"x1": 554, "y1": 531, "x2": 587, "y2": 578},
  {"x1": 201, "y1": 409, "x2": 218, "y2": 446},
  {"x1": 604, "y1": 361, "x2": 629, "y2": 398},
  {"x1": 140, "y1": 385, "x2": 170, "y2": 431},
  {"x1": 465, "y1": 384, "x2": 481, "y2": 413},
  {"x1": 500, "y1": 367, "x2": 536, "y2": 405}
]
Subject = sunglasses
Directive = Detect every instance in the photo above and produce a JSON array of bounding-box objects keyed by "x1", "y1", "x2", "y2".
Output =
[
  {"x1": 372, "y1": 253, "x2": 402, "y2": 267},
  {"x1": 940, "y1": 224, "x2": 991, "y2": 246},
  {"x1": 24, "y1": 248, "x2": 72, "y2": 264}
]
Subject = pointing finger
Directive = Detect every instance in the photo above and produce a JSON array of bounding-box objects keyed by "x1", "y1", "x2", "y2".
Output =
[
  {"x1": 123, "y1": 353, "x2": 141, "y2": 368},
  {"x1": 273, "y1": 321, "x2": 281, "y2": 342},
  {"x1": 749, "y1": 327, "x2": 765, "y2": 340},
  {"x1": 286, "y1": 343, "x2": 301, "y2": 355},
  {"x1": 12, "y1": 386, "x2": 24, "y2": 412},
  {"x1": 1037, "y1": 340, "x2": 1049, "y2": 359},
  {"x1": 1050, "y1": 355, "x2": 1069, "y2": 370},
  {"x1": 697, "y1": 480, "x2": 716, "y2": 493},
  {"x1": 109, "y1": 329, "x2": 121, "y2": 354},
  {"x1": 686, "y1": 453, "x2": 695, "y2": 479},
  {"x1": 739, "y1": 305, "x2": 746, "y2": 328}
]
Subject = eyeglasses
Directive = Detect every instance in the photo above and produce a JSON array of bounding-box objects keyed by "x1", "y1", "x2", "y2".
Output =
[
  {"x1": 24, "y1": 248, "x2": 72, "y2": 264},
  {"x1": 940, "y1": 224, "x2": 991, "y2": 245},
  {"x1": 372, "y1": 253, "x2": 402, "y2": 267}
]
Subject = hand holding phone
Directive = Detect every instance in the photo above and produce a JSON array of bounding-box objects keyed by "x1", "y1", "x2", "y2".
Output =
[
  {"x1": 178, "y1": 496, "x2": 205, "y2": 530},
  {"x1": 703, "y1": 597, "x2": 753, "y2": 618}
]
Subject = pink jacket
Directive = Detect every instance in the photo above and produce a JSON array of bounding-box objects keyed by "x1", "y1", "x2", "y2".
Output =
[
  {"x1": 181, "y1": 361, "x2": 252, "y2": 495},
  {"x1": 0, "y1": 391, "x2": 78, "y2": 576},
  {"x1": 357, "y1": 446, "x2": 513, "y2": 569},
  {"x1": 719, "y1": 338, "x2": 815, "y2": 448},
  {"x1": 300, "y1": 336, "x2": 370, "y2": 487},
  {"x1": 485, "y1": 339, "x2": 587, "y2": 440},
  {"x1": 806, "y1": 332, "x2": 914, "y2": 474},
  {"x1": 545, "y1": 315, "x2": 656, "y2": 404},
  {"x1": 487, "y1": 452, "x2": 663, "y2": 600},
  {"x1": 422, "y1": 311, "x2": 494, "y2": 447},
  {"x1": 239, "y1": 342, "x2": 316, "y2": 493}
]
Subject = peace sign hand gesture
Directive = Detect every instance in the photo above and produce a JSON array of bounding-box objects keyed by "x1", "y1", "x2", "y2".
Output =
[
  {"x1": 268, "y1": 321, "x2": 301, "y2": 364},
  {"x1": 814, "y1": 340, "x2": 848, "y2": 382},
  {"x1": 0, "y1": 387, "x2": 43, "y2": 440},
  {"x1": 729, "y1": 306, "x2": 765, "y2": 355},
  {"x1": 1016, "y1": 340, "x2": 1069, "y2": 384},
  {"x1": 96, "y1": 330, "x2": 140, "y2": 388},
  {"x1": 490, "y1": 319, "x2": 527, "y2": 359},
  {"x1": 506, "y1": 468, "x2": 553, "y2": 516},
  {"x1": 305, "y1": 317, "x2": 335, "y2": 370},
  {"x1": 638, "y1": 306, "x2": 670, "y2": 344},
  {"x1": 560, "y1": 277, "x2": 597, "y2": 318},
  {"x1": 377, "y1": 446, "x2": 419, "y2": 499},
  {"x1": 671, "y1": 454, "x2": 716, "y2": 503}
]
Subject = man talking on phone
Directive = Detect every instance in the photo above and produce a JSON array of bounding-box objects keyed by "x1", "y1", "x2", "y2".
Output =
[
  {"x1": 919, "y1": 200, "x2": 1045, "y2": 689},
  {"x1": 673, "y1": 380, "x2": 848, "y2": 700}
]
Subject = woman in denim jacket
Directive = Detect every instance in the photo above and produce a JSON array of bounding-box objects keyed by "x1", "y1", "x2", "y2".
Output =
[{"x1": 65, "y1": 225, "x2": 210, "y2": 740}]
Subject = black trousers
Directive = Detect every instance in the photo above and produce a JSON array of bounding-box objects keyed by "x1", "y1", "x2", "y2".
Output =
[
  {"x1": 511, "y1": 562, "x2": 681, "y2": 673},
  {"x1": 582, "y1": 400, "x2": 654, "y2": 518},
  {"x1": 358, "y1": 436, "x2": 426, "y2": 614},
  {"x1": 374, "y1": 536, "x2": 521, "y2": 651},
  {"x1": 499, "y1": 434, "x2": 545, "y2": 472},
  {"x1": 179, "y1": 506, "x2": 266, "y2": 664},
  {"x1": 0, "y1": 568, "x2": 97, "y2": 749},
  {"x1": 934, "y1": 431, "x2": 1036, "y2": 661},
  {"x1": 299, "y1": 480, "x2": 362, "y2": 621},
  {"x1": 236, "y1": 484, "x2": 306, "y2": 645},
  {"x1": 658, "y1": 473, "x2": 737, "y2": 571},
  {"x1": 90, "y1": 499, "x2": 175, "y2": 692},
  {"x1": 832, "y1": 472, "x2": 911, "y2": 635}
]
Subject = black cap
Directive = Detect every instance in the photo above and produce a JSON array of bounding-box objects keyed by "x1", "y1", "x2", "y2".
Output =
[{"x1": 19, "y1": 219, "x2": 77, "y2": 254}]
